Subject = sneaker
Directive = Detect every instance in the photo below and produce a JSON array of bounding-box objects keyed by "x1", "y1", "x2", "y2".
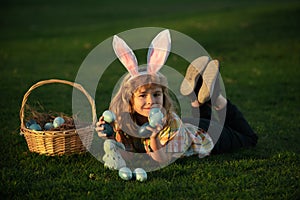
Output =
[
  {"x1": 180, "y1": 56, "x2": 210, "y2": 96},
  {"x1": 198, "y1": 60, "x2": 219, "y2": 104}
]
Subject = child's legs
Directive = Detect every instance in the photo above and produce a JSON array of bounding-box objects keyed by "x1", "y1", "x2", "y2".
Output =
[
  {"x1": 211, "y1": 122, "x2": 257, "y2": 154},
  {"x1": 222, "y1": 99, "x2": 258, "y2": 140},
  {"x1": 187, "y1": 99, "x2": 258, "y2": 154},
  {"x1": 213, "y1": 99, "x2": 258, "y2": 153}
]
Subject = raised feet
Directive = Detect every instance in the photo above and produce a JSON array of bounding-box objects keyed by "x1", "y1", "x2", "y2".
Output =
[
  {"x1": 197, "y1": 60, "x2": 219, "y2": 104},
  {"x1": 180, "y1": 56, "x2": 210, "y2": 96},
  {"x1": 181, "y1": 57, "x2": 227, "y2": 110}
]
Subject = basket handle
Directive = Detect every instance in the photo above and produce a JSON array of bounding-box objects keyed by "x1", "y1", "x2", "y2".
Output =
[{"x1": 20, "y1": 79, "x2": 97, "y2": 128}]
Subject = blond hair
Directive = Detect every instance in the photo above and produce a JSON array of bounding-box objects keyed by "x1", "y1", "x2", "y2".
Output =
[{"x1": 109, "y1": 71, "x2": 174, "y2": 136}]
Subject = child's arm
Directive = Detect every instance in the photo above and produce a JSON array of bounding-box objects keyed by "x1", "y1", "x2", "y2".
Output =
[
  {"x1": 95, "y1": 116, "x2": 115, "y2": 139},
  {"x1": 147, "y1": 124, "x2": 169, "y2": 163}
]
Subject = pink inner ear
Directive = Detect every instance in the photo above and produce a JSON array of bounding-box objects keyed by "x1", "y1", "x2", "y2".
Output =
[
  {"x1": 147, "y1": 29, "x2": 171, "y2": 74},
  {"x1": 120, "y1": 54, "x2": 139, "y2": 76},
  {"x1": 113, "y1": 35, "x2": 139, "y2": 76},
  {"x1": 148, "y1": 49, "x2": 166, "y2": 73}
]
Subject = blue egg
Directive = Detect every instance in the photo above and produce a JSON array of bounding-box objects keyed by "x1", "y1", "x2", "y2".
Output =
[
  {"x1": 133, "y1": 168, "x2": 147, "y2": 182},
  {"x1": 29, "y1": 123, "x2": 42, "y2": 131},
  {"x1": 102, "y1": 110, "x2": 116, "y2": 123},
  {"x1": 149, "y1": 107, "x2": 160, "y2": 118},
  {"x1": 44, "y1": 122, "x2": 54, "y2": 130},
  {"x1": 138, "y1": 123, "x2": 152, "y2": 138},
  {"x1": 101, "y1": 123, "x2": 114, "y2": 137},
  {"x1": 26, "y1": 119, "x2": 37, "y2": 128},
  {"x1": 118, "y1": 167, "x2": 132, "y2": 181},
  {"x1": 53, "y1": 117, "x2": 65, "y2": 128},
  {"x1": 149, "y1": 112, "x2": 164, "y2": 127}
]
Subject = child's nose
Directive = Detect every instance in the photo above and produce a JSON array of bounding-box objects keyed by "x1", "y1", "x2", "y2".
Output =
[{"x1": 146, "y1": 94, "x2": 155, "y2": 104}]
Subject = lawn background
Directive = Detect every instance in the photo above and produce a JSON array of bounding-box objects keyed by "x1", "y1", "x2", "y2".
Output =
[{"x1": 1, "y1": 0, "x2": 299, "y2": 199}]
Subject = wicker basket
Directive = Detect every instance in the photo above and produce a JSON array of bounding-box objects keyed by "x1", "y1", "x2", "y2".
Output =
[{"x1": 20, "y1": 79, "x2": 97, "y2": 156}]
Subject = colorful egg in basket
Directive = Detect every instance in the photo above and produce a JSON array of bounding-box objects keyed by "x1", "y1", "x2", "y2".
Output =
[{"x1": 20, "y1": 79, "x2": 97, "y2": 156}]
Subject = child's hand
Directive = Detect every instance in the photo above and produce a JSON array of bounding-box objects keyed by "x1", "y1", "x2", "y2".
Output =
[
  {"x1": 147, "y1": 123, "x2": 168, "y2": 162},
  {"x1": 95, "y1": 116, "x2": 114, "y2": 139},
  {"x1": 147, "y1": 123, "x2": 163, "y2": 139}
]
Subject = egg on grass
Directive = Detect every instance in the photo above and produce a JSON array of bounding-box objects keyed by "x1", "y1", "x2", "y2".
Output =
[
  {"x1": 118, "y1": 167, "x2": 132, "y2": 181},
  {"x1": 133, "y1": 168, "x2": 147, "y2": 182}
]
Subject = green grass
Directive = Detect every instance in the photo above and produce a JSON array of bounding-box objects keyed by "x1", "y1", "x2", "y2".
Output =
[{"x1": 1, "y1": 0, "x2": 300, "y2": 199}]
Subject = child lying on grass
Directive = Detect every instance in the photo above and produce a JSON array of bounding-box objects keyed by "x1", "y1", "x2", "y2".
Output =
[{"x1": 95, "y1": 29, "x2": 258, "y2": 169}]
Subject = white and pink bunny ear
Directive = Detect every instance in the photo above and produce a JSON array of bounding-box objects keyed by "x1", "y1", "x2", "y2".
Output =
[
  {"x1": 113, "y1": 35, "x2": 139, "y2": 77},
  {"x1": 147, "y1": 29, "x2": 171, "y2": 74}
]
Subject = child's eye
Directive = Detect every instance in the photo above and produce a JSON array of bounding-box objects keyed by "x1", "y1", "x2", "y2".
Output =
[
  {"x1": 139, "y1": 94, "x2": 146, "y2": 98},
  {"x1": 154, "y1": 92, "x2": 162, "y2": 97}
]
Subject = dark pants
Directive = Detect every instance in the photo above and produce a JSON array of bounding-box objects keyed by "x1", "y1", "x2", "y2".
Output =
[{"x1": 183, "y1": 99, "x2": 258, "y2": 154}]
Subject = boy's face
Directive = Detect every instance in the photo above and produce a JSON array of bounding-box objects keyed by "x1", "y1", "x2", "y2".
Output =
[{"x1": 132, "y1": 85, "x2": 163, "y2": 117}]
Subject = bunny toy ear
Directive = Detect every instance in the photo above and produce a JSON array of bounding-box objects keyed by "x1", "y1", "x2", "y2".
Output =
[
  {"x1": 113, "y1": 35, "x2": 139, "y2": 77},
  {"x1": 147, "y1": 29, "x2": 171, "y2": 74}
]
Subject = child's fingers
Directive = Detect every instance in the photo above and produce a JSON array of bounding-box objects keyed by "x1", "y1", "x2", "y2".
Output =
[
  {"x1": 146, "y1": 124, "x2": 163, "y2": 132},
  {"x1": 97, "y1": 132, "x2": 108, "y2": 138},
  {"x1": 146, "y1": 125, "x2": 154, "y2": 132},
  {"x1": 97, "y1": 132, "x2": 115, "y2": 139},
  {"x1": 96, "y1": 116, "x2": 106, "y2": 126},
  {"x1": 147, "y1": 124, "x2": 163, "y2": 138},
  {"x1": 96, "y1": 121, "x2": 104, "y2": 127},
  {"x1": 156, "y1": 124, "x2": 163, "y2": 131},
  {"x1": 98, "y1": 116, "x2": 106, "y2": 123},
  {"x1": 162, "y1": 117, "x2": 167, "y2": 126},
  {"x1": 95, "y1": 124, "x2": 105, "y2": 132}
]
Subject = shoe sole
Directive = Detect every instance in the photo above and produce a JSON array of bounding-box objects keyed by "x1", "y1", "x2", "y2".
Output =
[
  {"x1": 180, "y1": 56, "x2": 210, "y2": 96},
  {"x1": 198, "y1": 60, "x2": 219, "y2": 104}
]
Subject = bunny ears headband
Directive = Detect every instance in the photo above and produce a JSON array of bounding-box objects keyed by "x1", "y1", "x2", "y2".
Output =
[{"x1": 112, "y1": 29, "x2": 171, "y2": 82}]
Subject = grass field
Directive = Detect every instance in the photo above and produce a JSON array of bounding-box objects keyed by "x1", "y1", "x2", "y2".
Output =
[{"x1": 1, "y1": 0, "x2": 299, "y2": 199}]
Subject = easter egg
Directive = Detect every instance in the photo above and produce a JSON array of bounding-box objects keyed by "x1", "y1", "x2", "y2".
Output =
[
  {"x1": 102, "y1": 110, "x2": 116, "y2": 123},
  {"x1": 149, "y1": 111, "x2": 164, "y2": 127},
  {"x1": 138, "y1": 122, "x2": 152, "y2": 137},
  {"x1": 29, "y1": 123, "x2": 42, "y2": 131},
  {"x1": 133, "y1": 168, "x2": 147, "y2": 182},
  {"x1": 149, "y1": 107, "x2": 160, "y2": 118},
  {"x1": 118, "y1": 167, "x2": 132, "y2": 181},
  {"x1": 101, "y1": 123, "x2": 114, "y2": 137},
  {"x1": 53, "y1": 117, "x2": 65, "y2": 128},
  {"x1": 26, "y1": 119, "x2": 37, "y2": 128},
  {"x1": 44, "y1": 122, "x2": 54, "y2": 130}
]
